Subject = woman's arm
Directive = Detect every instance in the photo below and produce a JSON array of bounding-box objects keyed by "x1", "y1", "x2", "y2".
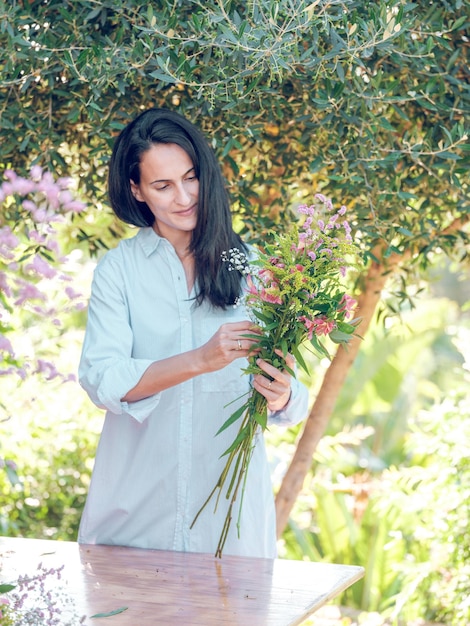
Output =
[{"x1": 122, "y1": 319, "x2": 259, "y2": 402}]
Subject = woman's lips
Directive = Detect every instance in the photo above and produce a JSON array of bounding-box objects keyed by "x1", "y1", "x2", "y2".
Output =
[{"x1": 176, "y1": 204, "x2": 197, "y2": 216}]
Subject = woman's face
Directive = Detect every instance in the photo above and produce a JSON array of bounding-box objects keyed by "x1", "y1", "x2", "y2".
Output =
[{"x1": 130, "y1": 143, "x2": 199, "y2": 245}]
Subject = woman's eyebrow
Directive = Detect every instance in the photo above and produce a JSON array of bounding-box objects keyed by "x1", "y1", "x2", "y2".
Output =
[{"x1": 150, "y1": 167, "x2": 195, "y2": 185}]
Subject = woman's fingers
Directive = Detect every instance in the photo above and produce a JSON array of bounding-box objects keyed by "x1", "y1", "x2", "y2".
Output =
[
  {"x1": 199, "y1": 321, "x2": 262, "y2": 371},
  {"x1": 252, "y1": 350, "x2": 295, "y2": 410}
]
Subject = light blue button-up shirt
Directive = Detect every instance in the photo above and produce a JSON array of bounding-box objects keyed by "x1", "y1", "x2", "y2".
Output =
[{"x1": 78, "y1": 227, "x2": 309, "y2": 557}]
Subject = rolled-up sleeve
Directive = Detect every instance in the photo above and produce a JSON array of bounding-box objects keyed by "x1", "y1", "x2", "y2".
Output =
[{"x1": 78, "y1": 256, "x2": 160, "y2": 423}]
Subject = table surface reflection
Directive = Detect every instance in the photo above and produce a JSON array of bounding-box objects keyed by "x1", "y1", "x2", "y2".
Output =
[{"x1": 0, "y1": 536, "x2": 364, "y2": 625}]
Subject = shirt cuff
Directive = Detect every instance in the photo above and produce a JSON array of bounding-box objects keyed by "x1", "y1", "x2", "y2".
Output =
[
  {"x1": 81, "y1": 359, "x2": 161, "y2": 424},
  {"x1": 119, "y1": 394, "x2": 162, "y2": 424}
]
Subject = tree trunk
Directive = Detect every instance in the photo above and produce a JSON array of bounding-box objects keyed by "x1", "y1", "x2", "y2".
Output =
[{"x1": 275, "y1": 254, "x2": 389, "y2": 536}]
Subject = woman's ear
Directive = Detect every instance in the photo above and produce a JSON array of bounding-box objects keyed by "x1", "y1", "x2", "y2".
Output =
[{"x1": 130, "y1": 180, "x2": 143, "y2": 202}]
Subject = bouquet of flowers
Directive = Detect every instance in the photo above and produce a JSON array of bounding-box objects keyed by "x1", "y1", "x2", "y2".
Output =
[{"x1": 191, "y1": 194, "x2": 362, "y2": 557}]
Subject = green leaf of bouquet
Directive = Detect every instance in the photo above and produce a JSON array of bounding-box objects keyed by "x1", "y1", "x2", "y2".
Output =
[
  {"x1": 91, "y1": 607, "x2": 128, "y2": 618},
  {"x1": 253, "y1": 410, "x2": 268, "y2": 429},
  {"x1": 252, "y1": 309, "x2": 274, "y2": 324},
  {"x1": 310, "y1": 335, "x2": 331, "y2": 359},
  {"x1": 221, "y1": 424, "x2": 251, "y2": 457},
  {"x1": 241, "y1": 332, "x2": 263, "y2": 341},
  {"x1": 216, "y1": 403, "x2": 248, "y2": 435},
  {"x1": 263, "y1": 321, "x2": 280, "y2": 330},
  {"x1": 336, "y1": 320, "x2": 356, "y2": 334},
  {"x1": 329, "y1": 328, "x2": 353, "y2": 344},
  {"x1": 291, "y1": 344, "x2": 309, "y2": 374},
  {"x1": 284, "y1": 363, "x2": 296, "y2": 377},
  {"x1": 0, "y1": 583, "x2": 16, "y2": 593}
]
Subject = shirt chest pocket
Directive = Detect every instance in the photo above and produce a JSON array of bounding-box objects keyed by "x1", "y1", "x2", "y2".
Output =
[
  {"x1": 195, "y1": 311, "x2": 250, "y2": 395},
  {"x1": 199, "y1": 360, "x2": 248, "y2": 394}
]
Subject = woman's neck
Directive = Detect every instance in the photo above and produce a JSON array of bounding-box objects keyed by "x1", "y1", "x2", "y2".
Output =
[
  {"x1": 154, "y1": 227, "x2": 194, "y2": 292},
  {"x1": 152, "y1": 222, "x2": 192, "y2": 261}
]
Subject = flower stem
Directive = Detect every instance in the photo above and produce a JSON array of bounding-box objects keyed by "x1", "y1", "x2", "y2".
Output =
[{"x1": 191, "y1": 389, "x2": 268, "y2": 557}]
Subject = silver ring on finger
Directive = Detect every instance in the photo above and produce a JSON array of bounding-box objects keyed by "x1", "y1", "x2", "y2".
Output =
[{"x1": 237, "y1": 339, "x2": 242, "y2": 351}]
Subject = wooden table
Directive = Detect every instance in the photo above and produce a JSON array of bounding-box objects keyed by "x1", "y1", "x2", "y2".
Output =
[{"x1": 0, "y1": 536, "x2": 363, "y2": 625}]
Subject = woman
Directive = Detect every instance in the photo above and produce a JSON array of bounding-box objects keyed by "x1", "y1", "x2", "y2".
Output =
[{"x1": 78, "y1": 108, "x2": 309, "y2": 557}]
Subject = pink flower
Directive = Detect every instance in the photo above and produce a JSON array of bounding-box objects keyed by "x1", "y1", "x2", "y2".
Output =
[
  {"x1": 0, "y1": 226, "x2": 19, "y2": 261},
  {"x1": 25, "y1": 254, "x2": 57, "y2": 278},
  {"x1": 31, "y1": 206, "x2": 50, "y2": 223},
  {"x1": 300, "y1": 315, "x2": 336, "y2": 338},
  {"x1": 0, "y1": 226, "x2": 19, "y2": 250},
  {"x1": 0, "y1": 247, "x2": 14, "y2": 261},
  {"x1": 14, "y1": 178, "x2": 36, "y2": 194},
  {"x1": 62, "y1": 199, "x2": 86, "y2": 213},
  {"x1": 0, "y1": 271, "x2": 12, "y2": 296},
  {"x1": 269, "y1": 256, "x2": 285, "y2": 268},
  {"x1": 1, "y1": 172, "x2": 36, "y2": 195},
  {"x1": 30, "y1": 164, "x2": 43, "y2": 180},
  {"x1": 14, "y1": 282, "x2": 46, "y2": 305},
  {"x1": 22, "y1": 199, "x2": 37, "y2": 213},
  {"x1": 259, "y1": 268, "x2": 275, "y2": 283},
  {"x1": 27, "y1": 230, "x2": 46, "y2": 244},
  {"x1": 298, "y1": 204, "x2": 315, "y2": 215},
  {"x1": 313, "y1": 316, "x2": 336, "y2": 336},
  {"x1": 0, "y1": 333, "x2": 14, "y2": 354},
  {"x1": 314, "y1": 193, "x2": 333, "y2": 210},
  {"x1": 338, "y1": 293, "x2": 357, "y2": 319},
  {"x1": 3, "y1": 169, "x2": 16, "y2": 181},
  {"x1": 245, "y1": 274, "x2": 259, "y2": 297},
  {"x1": 260, "y1": 286, "x2": 283, "y2": 305},
  {"x1": 35, "y1": 359, "x2": 60, "y2": 380}
]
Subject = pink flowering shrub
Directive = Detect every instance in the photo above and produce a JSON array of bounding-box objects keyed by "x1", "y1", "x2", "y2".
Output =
[{"x1": 0, "y1": 167, "x2": 86, "y2": 382}]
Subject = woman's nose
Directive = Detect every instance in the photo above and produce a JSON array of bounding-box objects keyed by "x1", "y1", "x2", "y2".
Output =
[{"x1": 175, "y1": 183, "x2": 191, "y2": 206}]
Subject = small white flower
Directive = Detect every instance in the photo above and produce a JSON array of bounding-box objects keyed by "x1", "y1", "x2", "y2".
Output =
[{"x1": 221, "y1": 248, "x2": 250, "y2": 275}]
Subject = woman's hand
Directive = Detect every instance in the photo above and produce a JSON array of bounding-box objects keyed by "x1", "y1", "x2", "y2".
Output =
[
  {"x1": 252, "y1": 349, "x2": 294, "y2": 412},
  {"x1": 197, "y1": 320, "x2": 261, "y2": 373}
]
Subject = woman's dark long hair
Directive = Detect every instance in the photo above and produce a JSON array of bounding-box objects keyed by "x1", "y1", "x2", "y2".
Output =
[{"x1": 108, "y1": 108, "x2": 247, "y2": 309}]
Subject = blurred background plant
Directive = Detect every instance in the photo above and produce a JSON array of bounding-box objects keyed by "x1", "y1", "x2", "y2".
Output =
[{"x1": 271, "y1": 272, "x2": 470, "y2": 625}]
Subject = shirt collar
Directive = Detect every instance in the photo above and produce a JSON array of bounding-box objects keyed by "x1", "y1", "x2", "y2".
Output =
[{"x1": 136, "y1": 227, "x2": 164, "y2": 257}]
